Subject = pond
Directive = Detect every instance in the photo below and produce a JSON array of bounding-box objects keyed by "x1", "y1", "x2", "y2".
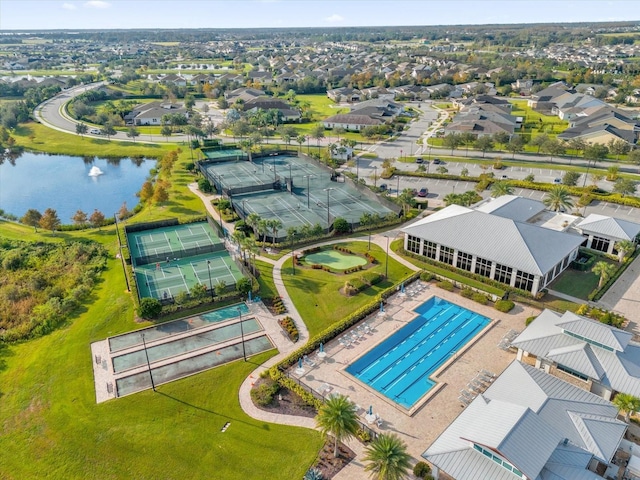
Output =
[{"x1": 0, "y1": 151, "x2": 154, "y2": 223}]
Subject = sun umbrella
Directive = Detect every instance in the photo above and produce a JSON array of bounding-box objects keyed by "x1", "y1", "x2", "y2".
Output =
[
  {"x1": 400, "y1": 283, "x2": 405, "y2": 293},
  {"x1": 368, "y1": 405, "x2": 373, "y2": 416},
  {"x1": 319, "y1": 342, "x2": 324, "y2": 353},
  {"x1": 380, "y1": 301, "x2": 384, "y2": 313},
  {"x1": 298, "y1": 357, "x2": 303, "y2": 369}
]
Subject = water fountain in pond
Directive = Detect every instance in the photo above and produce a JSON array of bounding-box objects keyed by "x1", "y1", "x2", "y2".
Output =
[{"x1": 88, "y1": 166, "x2": 104, "y2": 177}]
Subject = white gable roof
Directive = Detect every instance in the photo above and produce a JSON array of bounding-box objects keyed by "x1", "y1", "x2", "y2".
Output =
[
  {"x1": 512, "y1": 310, "x2": 640, "y2": 397},
  {"x1": 423, "y1": 362, "x2": 626, "y2": 480},
  {"x1": 403, "y1": 206, "x2": 583, "y2": 276},
  {"x1": 576, "y1": 214, "x2": 640, "y2": 241},
  {"x1": 475, "y1": 195, "x2": 546, "y2": 222}
]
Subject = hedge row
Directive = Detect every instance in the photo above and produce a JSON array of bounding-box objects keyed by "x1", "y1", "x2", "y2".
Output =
[
  {"x1": 269, "y1": 272, "x2": 422, "y2": 399},
  {"x1": 400, "y1": 249, "x2": 508, "y2": 297}
]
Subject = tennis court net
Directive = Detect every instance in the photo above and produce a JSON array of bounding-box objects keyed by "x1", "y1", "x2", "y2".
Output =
[{"x1": 135, "y1": 242, "x2": 226, "y2": 266}]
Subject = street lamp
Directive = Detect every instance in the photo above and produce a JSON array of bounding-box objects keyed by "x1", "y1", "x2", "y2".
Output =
[
  {"x1": 206, "y1": 260, "x2": 214, "y2": 301},
  {"x1": 374, "y1": 166, "x2": 378, "y2": 187},
  {"x1": 303, "y1": 174, "x2": 314, "y2": 208},
  {"x1": 289, "y1": 162, "x2": 293, "y2": 195},
  {"x1": 324, "y1": 187, "x2": 335, "y2": 228},
  {"x1": 385, "y1": 235, "x2": 390, "y2": 279},
  {"x1": 396, "y1": 175, "x2": 400, "y2": 197},
  {"x1": 141, "y1": 333, "x2": 156, "y2": 392},
  {"x1": 237, "y1": 307, "x2": 246, "y2": 361},
  {"x1": 356, "y1": 156, "x2": 359, "y2": 180}
]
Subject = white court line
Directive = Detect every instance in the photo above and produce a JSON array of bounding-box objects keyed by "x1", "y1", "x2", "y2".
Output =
[
  {"x1": 274, "y1": 197, "x2": 313, "y2": 225},
  {"x1": 221, "y1": 258, "x2": 234, "y2": 278}
]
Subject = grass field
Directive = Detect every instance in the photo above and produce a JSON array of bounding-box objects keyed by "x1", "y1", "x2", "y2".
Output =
[
  {"x1": 281, "y1": 241, "x2": 415, "y2": 337},
  {"x1": 0, "y1": 249, "x2": 321, "y2": 479}
]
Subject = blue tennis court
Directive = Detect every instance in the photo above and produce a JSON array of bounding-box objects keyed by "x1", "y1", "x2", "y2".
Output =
[{"x1": 346, "y1": 297, "x2": 489, "y2": 409}]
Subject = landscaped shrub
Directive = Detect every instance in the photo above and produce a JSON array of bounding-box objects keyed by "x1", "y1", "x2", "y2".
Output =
[
  {"x1": 413, "y1": 461, "x2": 432, "y2": 479},
  {"x1": 365, "y1": 252, "x2": 376, "y2": 263},
  {"x1": 420, "y1": 271, "x2": 434, "y2": 282},
  {"x1": 278, "y1": 316, "x2": 299, "y2": 342},
  {"x1": 344, "y1": 281, "x2": 358, "y2": 296},
  {"x1": 250, "y1": 379, "x2": 280, "y2": 406},
  {"x1": 460, "y1": 288, "x2": 474, "y2": 299},
  {"x1": 437, "y1": 280, "x2": 454, "y2": 291},
  {"x1": 138, "y1": 297, "x2": 162, "y2": 319},
  {"x1": 347, "y1": 277, "x2": 367, "y2": 292},
  {"x1": 356, "y1": 428, "x2": 371, "y2": 443},
  {"x1": 525, "y1": 316, "x2": 537, "y2": 326},
  {"x1": 576, "y1": 305, "x2": 626, "y2": 328},
  {"x1": 472, "y1": 292, "x2": 489, "y2": 305},
  {"x1": 495, "y1": 299, "x2": 515, "y2": 312}
]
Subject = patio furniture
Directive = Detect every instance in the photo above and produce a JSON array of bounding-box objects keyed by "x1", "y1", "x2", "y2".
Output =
[{"x1": 303, "y1": 355, "x2": 316, "y2": 367}]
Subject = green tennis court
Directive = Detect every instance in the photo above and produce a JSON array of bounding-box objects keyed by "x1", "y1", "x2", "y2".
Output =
[
  {"x1": 127, "y1": 222, "x2": 224, "y2": 267},
  {"x1": 135, "y1": 251, "x2": 244, "y2": 301},
  {"x1": 202, "y1": 148, "x2": 247, "y2": 160}
]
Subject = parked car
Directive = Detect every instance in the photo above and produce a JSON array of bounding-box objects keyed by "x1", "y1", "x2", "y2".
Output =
[
  {"x1": 415, "y1": 157, "x2": 424, "y2": 164},
  {"x1": 432, "y1": 158, "x2": 442, "y2": 164},
  {"x1": 89, "y1": 128, "x2": 101, "y2": 135},
  {"x1": 379, "y1": 183, "x2": 388, "y2": 191},
  {"x1": 410, "y1": 188, "x2": 418, "y2": 196},
  {"x1": 418, "y1": 187, "x2": 428, "y2": 197},
  {"x1": 501, "y1": 175, "x2": 509, "y2": 179},
  {"x1": 553, "y1": 178, "x2": 562, "y2": 184}
]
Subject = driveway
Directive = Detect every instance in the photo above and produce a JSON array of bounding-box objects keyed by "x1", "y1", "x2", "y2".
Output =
[{"x1": 598, "y1": 255, "x2": 640, "y2": 338}]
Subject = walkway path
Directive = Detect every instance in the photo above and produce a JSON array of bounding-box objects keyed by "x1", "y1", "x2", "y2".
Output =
[
  {"x1": 598, "y1": 255, "x2": 640, "y2": 338},
  {"x1": 189, "y1": 180, "x2": 424, "y2": 477}
]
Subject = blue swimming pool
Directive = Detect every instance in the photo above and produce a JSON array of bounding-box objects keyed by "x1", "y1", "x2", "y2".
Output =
[{"x1": 346, "y1": 297, "x2": 490, "y2": 409}]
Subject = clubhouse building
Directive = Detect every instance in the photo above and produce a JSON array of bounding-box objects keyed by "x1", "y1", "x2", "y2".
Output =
[
  {"x1": 402, "y1": 196, "x2": 584, "y2": 296},
  {"x1": 402, "y1": 196, "x2": 640, "y2": 296}
]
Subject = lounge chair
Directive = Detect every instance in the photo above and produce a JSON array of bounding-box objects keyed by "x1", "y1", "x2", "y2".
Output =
[{"x1": 303, "y1": 355, "x2": 316, "y2": 367}]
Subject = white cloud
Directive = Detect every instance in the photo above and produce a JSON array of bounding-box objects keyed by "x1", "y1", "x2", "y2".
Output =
[
  {"x1": 325, "y1": 14, "x2": 344, "y2": 23},
  {"x1": 62, "y1": 2, "x2": 77, "y2": 10},
  {"x1": 84, "y1": 0, "x2": 111, "y2": 8}
]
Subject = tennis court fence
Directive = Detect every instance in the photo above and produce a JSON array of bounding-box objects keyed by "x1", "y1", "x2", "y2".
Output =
[{"x1": 135, "y1": 242, "x2": 226, "y2": 267}]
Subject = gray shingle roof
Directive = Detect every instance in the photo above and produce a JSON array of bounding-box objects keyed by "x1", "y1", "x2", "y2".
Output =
[
  {"x1": 402, "y1": 205, "x2": 584, "y2": 276},
  {"x1": 576, "y1": 214, "x2": 640, "y2": 241},
  {"x1": 423, "y1": 362, "x2": 626, "y2": 480}
]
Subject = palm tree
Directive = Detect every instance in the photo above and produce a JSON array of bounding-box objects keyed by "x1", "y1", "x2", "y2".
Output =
[
  {"x1": 616, "y1": 240, "x2": 636, "y2": 263},
  {"x1": 613, "y1": 392, "x2": 640, "y2": 422},
  {"x1": 315, "y1": 394, "x2": 359, "y2": 458},
  {"x1": 266, "y1": 218, "x2": 283, "y2": 247},
  {"x1": 245, "y1": 212, "x2": 261, "y2": 238},
  {"x1": 543, "y1": 186, "x2": 574, "y2": 212},
  {"x1": 256, "y1": 219, "x2": 269, "y2": 249},
  {"x1": 490, "y1": 181, "x2": 514, "y2": 198},
  {"x1": 592, "y1": 261, "x2": 617, "y2": 288},
  {"x1": 363, "y1": 433, "x2": 412, "y2": 480}
]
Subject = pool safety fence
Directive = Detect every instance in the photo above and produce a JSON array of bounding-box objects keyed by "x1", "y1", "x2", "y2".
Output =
[{"x1": 135, "y1": 241, "x2": 225, "y2": 267}]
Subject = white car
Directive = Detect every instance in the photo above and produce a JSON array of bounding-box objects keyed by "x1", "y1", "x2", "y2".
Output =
[{"x1": 89, "y1": 128, "x2": 101, "y2": 135}]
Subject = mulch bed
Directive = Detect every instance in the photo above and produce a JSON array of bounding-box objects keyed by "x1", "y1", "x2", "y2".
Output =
[
  {"x1": 252, "y1": 377, "x2": 316, "y2": 418},
  {"x1": 251, "y1": 379, "x2": 356, "y2": 478}
]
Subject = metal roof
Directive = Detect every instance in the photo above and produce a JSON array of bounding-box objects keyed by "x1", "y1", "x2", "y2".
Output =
[
  {"x1": 575, "y1": 214, "x2": 640, "y2": 241},
  {"x1": 402, "y1": 206, "x2": 584, "y2": 276},
  {"x1": 423, "y1": 362, "x2": 626, "y2": 480},
  {"x1": 475, "y1": 195, "x2": 546, "y2": 222},
  {"x1": 557, "y1": 316, "x2": 631, "y2": 352},
  {"x1": 512, "y1": 310, "x2": 640, "y2": 397}
]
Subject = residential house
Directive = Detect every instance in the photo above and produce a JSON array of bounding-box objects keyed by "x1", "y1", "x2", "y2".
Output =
[
  {"x1": 224, "y1": 87, "x2": 265, "y2": 103},
  {"x1": 125, "y1": 101, "x2": 188, "y2": 126},
  {"x1": 243, "y1": 97, "x2": 301, "y2": 123},
  {"x1": 327, "y1": 87, "x2": 362, "y2": 103},
  {"x1": 322, "y1": 114, "x2": 382, "y2": 132}
]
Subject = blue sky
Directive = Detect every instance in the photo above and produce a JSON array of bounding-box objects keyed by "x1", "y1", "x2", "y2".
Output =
[{"x1": 1, "y1": 1, "x2": 639, "y2": 30}]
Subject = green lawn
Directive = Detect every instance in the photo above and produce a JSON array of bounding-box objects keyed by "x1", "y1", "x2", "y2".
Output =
[
  {"x1": 254, "y1": 259, "x2": 278, "y2": 299},
  {"x1": 0, "y1": 251, "x2": 321, "y2": 479},
  {"x1": 548, "y1": 269, "x2": 599, "y2": 300},
  {"x1": 281, "y1": 242, "x2": 415, "y2": 337}
]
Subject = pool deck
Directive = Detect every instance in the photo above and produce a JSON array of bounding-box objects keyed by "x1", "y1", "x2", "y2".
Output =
[{"x1": 291, "y1": 283, "x2": 534, "y2": 465}]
